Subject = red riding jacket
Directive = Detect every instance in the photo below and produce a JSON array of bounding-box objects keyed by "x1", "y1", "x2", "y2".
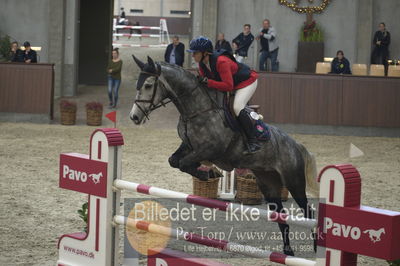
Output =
[{"x1": 199, "y1": 55, "x2": 258, "y2": 92}]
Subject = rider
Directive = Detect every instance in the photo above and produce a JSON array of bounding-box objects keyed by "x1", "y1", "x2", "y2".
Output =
[{"x1": 187, "y1": 36, "x2": 261, "y2": 154}]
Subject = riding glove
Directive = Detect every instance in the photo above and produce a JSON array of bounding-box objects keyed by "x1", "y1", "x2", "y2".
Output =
[{"x1": 198, "y1": 76, "x2": 208, "y2": 85}]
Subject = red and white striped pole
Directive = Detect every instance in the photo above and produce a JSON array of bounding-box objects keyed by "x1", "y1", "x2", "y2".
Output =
[
  {"x1": 113, "y1": 33, "x2": 161, "y2": 38},
  {"x1": 114, "y1": 25, "x2": 161, "y2": 30},
  {"x1": 113, "y1": 180, "x2": 317, "y2": 230},
  {"x1": 113, "y1": 215, "x2": 316, "y2": 266}
]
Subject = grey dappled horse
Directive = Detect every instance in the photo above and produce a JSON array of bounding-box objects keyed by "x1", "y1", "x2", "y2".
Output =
[{"x1": 129, "y1": 55, "x2": 319, "y2": 256}]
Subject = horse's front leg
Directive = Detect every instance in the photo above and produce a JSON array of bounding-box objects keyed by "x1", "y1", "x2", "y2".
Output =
[
  {"x1": 178, "y1": 152, "x2": 215, "y2": 181},
  {"x1": 168, "y1": 142, "x2": 191, "y2": 169},
  {"x1": 169, "y1": 142, "x2": 220, "y2": 181}
]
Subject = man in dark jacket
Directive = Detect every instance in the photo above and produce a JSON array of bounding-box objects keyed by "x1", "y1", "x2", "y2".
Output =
[
  {"x1": 22, "y1": 41, "x2": 37, "y2": 63},
  {"x1": 232, "y1": 24, "x2": 254, "y2": 63},
  {"x1": 164, "y1": 36, "x2": 185, "y2": 67},
  {"x1": 371, "y1": 22, "x2": 391, "y2": 75},
  {"x1": 215, "y1": 33, "x2": 232, "y2": 53}
]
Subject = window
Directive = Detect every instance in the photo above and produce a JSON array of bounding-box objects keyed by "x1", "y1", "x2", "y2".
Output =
[
  {"x1": 170, "y1": 10, "x2": 190, "y2": 15},
  {"x1": 130, "y1": 9, "x2": 143, "y2": 13}
]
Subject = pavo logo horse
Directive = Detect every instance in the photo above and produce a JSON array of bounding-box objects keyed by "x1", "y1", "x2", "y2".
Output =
[
  {"x1": 363, "y1": 228, "x2": 385, "y2": 243},
  {"x1": 89, "y1": 172, "x2": 103, "y2": 185}
]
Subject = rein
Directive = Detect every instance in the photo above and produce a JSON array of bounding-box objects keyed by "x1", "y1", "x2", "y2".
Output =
[
  {"x1": 134, "y1": 66, "x2": 222, "y2": 123},
  {"x1": 134, "y1": 70, "x2": 172, "y2": 120}
]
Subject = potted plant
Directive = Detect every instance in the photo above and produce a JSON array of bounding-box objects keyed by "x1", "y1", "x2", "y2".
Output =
[
  {"x1": 86, "y1": 102, "x2": 103, "y2": 126},
  {"x1": 387, "y1": 259, "x2": 400, "y2": 266},
  {"x1": 77, "y1": 202, "x2": 88, "y2": 232},
  {"x1": 0, "y1": 34, "x2": 11, "y2": 62},
  {"x1": 297, "y1": 19, "x2": 325, "y2": 73},
  {"x1": 60, "y1": 100, "x2": 77, "y2": 125}
]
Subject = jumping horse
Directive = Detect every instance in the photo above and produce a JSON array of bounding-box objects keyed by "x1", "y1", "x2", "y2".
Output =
[{"x1": 129, "y1": 55, "x2": 319, "y2": 256}]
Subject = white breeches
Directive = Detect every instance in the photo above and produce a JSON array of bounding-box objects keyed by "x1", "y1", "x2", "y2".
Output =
[{"x1": 233, "y1": 79, "x2": 258, "y2": 116}]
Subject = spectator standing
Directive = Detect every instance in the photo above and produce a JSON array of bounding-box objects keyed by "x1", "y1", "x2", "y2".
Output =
[
  {"x1": 120, "y1": 7, "x2": 126, "y2": 19},
  {"x1": 330, "y1": 50, "x2": 351, "y2": 75},
  {"x1": 22, "y1": 42, "x2": 37, "y2": 63},
  {"x1": 215, "y1": 33, "x2": 232, "y2": 53},
  {"x1": 371, "y1": 22, "x2": 391, "y2": 76},
  {"x1": 257, "y1": 19, "x2": 279, "y2": 72},
  {"x1": 164, "y1": 36, "x2": 185, "y2": 67},
  {"x1": 232, "y1": 24, "x2": 254, "y2": 63},
  {"x1": 9, "y1": 42, "x2": 24, "y2": 62},
  {"x1": 107, "y1": 48, "x2": 123, "y2": 109},
  {"x1": 118, "y1": 7, "x2": 126, "y2": 25}
]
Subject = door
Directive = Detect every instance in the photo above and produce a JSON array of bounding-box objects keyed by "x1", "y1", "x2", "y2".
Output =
[{"x1": 78, "y1": 0, "x2": 114, "y2": 85}]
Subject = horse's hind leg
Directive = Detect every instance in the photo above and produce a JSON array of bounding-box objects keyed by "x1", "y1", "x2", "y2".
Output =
[
  {"x1": 281, "y1": 163, "x2": 315, "y2": 221},
  {"x1": 284, "y1": 168, "x2": 316, "y2": 251},
  {"x1": 282, "y1": 165, "x2": 314, "y2": 218},
  {"x1": 253, "y1": 170, "x2": 294, "y2": 256},
  {"x1": 287, "y1": 182, "x2": 315, "y2": 220}
]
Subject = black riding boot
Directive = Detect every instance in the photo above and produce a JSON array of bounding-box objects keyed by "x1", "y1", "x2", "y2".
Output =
[{"x1": 238, "y1": 109, "x2": 262, "y2": 154}]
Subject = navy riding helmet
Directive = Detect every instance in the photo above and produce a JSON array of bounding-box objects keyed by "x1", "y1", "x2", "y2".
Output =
[{"x1": 187, "y1": 36, "x2": 213, "y2": 53}]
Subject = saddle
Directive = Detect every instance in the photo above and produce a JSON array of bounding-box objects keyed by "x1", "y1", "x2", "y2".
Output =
[{"x1": 222, "y1": 92, "x2": 270, "y2": 142}]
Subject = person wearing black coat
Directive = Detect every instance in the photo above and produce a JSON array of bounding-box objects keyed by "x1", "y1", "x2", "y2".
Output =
[
  {"x1": 164, "y1": 36, "x2": 185, "y2": 67},
  {"x1": 330, "y1": 50, "x2": 351, "y2": 75},
  {"x1": 120, "y1": 7, "x2": 126, "y2": 19},
  {"x1": 22, "y1": 41, "x2": 37, "y2": 63},
  {"x1": 215, "y1": 33, "x2": 232, "y2": 53},
  {"x1": 371, "y1": 22, "x2": 391, "y2": 75},
  {"x1": 10, "y1": 42, "x2": 24, "y2": 62},
  {"x1": 232, "y1": 24, "x2": 254, "y2": 63}
]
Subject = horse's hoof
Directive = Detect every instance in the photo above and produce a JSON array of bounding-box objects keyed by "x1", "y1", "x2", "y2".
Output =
[
  {"x1": 195, "y1": 172, "x2": 209, "y2": 181},
  {"x1": 283, "y1": 245, "x2": 295, "y2": 256}
]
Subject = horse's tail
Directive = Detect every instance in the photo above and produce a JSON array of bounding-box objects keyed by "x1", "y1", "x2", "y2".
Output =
[{"x1": 298, "y1": 143, "x2": 319, "y2": 196}]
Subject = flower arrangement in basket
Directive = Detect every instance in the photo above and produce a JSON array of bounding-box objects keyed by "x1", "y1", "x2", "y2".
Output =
[
  {"x1": 300, "y1": 20, "x2": 323, "y2": 42},
  {"x1": 60, "y1": 100, "x2": 77, "y2": 125},
  {"x1": 86, "y1": 102, "x2": 103, "y2": 126},
  {"x1": 235, "y1": 169, "x2": 263, "y2": 205},
  {"x1": 192, "y1": 165, "x2": 222, "y2": 199}
]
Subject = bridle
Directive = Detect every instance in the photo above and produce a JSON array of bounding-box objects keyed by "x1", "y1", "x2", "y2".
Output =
[
  {"x1": 134, "y1": 69, "x2": 172, "y2": 120},
  {"x1": 134, "y1": 64, "x2": 219, "y2": 122}
]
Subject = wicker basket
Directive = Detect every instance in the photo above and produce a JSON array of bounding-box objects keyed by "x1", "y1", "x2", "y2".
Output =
[
  {"x1": 86, "y1": 109, "x2": 102, "y2": 126},
  {"x1": 192, "y1": 177, "x2": 220, "y2": 199},
  {"x1": 60, "y1": 110, "x2": 76, "y2": 125},
  {"x1": 236, "y1": 175, "x2": 263, "y2": 205}
]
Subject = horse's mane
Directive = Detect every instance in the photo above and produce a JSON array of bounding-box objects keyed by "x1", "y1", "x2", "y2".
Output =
[
  {"x1": 156, "y1": 61, "x2": 225, "y2": 110},
  {"x1": 158, "y1": 62, "x2": 197, "y2": 82}
]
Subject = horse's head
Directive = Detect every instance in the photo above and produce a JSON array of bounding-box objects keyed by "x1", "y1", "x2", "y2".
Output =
[{"x1": 129, "y1": 55, "x2": 170, "y2": 124}]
